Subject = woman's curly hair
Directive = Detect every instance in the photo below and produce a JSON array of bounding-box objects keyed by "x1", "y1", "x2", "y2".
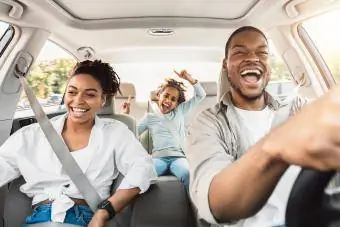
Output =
[
  {"x1": 157, "y1": 78, "x2": 187, "y2": 104},
  {"x1": 69, "y1": 60, "x2": 121, "y2": 96}
]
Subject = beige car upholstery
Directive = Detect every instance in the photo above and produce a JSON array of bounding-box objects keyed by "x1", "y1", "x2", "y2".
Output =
[{"x1": 115, "y1": 83, "x2": 147, "y2": 121}]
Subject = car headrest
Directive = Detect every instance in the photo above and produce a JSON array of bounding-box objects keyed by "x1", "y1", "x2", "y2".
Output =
[
  {"x1": 97, "y1": 95, "x2": 115, "y2": 115},
  {"x1": 115, "y1": 82, "x2": 136, "y2": 99},
  {"x1": 201, "y1": 82, "x2": 217, "y2": 97},
  {"x1": 217, "y1": 69, "x2": 231, "y2": 101}
]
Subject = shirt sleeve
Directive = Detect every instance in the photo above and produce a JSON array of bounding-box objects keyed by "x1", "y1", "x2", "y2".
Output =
[
  {"x1": 186, "y1": 110, "x2": 234, "y2": 224},
  {"x1": 0, "y1": 129, "x2": 26, "y2": 187},
  {"x1": 114, "y1": 124, "x2": 157, "y2": 193},
  {"x1": 177, "y1": 82, "x2": 207, "y2": 115},
  {"x1": 291, "y1": 95, "x2": 310, "y2": 115},
  {"x1": 136, "y1": 114, "x2": 149, "y2": 136}
]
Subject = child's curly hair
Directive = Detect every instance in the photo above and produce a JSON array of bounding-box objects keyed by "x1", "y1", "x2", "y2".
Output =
[
  {"x1": 157, "y1": 78, "x2": 187, "y2": 104},
  {"x1": 69, "y1": 60, "x2": 121, "y2": 96}
]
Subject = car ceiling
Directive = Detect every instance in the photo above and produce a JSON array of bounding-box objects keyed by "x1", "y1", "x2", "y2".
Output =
[{"x1": 2, "y1": 0, "x2": 340, "y2": 64}]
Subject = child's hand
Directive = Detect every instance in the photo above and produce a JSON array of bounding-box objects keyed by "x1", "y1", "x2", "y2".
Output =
[
  {"x1": 174, "y1": 69, "x2": 197, "y2": 85},
  {"x1": 121, "y1": 95, "x2": 132, "y2": 114}
]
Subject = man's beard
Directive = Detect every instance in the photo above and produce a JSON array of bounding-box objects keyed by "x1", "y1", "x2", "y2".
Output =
[{"x1": 227, "y1": 76, "x2": 266, "y2": 101}]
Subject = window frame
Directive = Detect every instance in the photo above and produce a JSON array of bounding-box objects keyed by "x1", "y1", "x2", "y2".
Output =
[
  {"x1": 15, "y1": 40, "x2": 77, "y2": 116},
  {"x1": 297, "y1": 19, "x2": 337, "y2": 88}
]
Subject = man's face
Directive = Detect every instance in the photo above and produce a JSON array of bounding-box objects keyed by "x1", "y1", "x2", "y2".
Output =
[{"x1": 224, "y1": 30, "x2": 270, "y2": 100}]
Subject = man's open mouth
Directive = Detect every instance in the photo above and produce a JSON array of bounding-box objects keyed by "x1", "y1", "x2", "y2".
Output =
[{"x1": 240, "y1": 68, "x2": 263, "y2": 83}]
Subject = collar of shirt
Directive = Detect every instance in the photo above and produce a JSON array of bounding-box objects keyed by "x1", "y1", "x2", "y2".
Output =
[
  {"x1": 217, "y1": 91, "x2": 280, "y2": 114},
  {"x1": 51, "y1": 113, "x2": 103, "y2": 174}
]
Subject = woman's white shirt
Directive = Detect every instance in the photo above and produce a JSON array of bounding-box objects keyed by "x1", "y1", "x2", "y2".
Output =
[{"x1": 0, "y1": 114, "x2": 157, "y2": 222}]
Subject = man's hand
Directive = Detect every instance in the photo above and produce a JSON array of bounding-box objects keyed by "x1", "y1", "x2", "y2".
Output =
[
  {"x1": 88, "y1": 209, "x2": 109, "y2": 227},
  {"x1": 174, "y1": 69, "x2": 196, "y2": 85},
  {"x1": 121, "y1": 95, "x2": 132, "y2": 115},
  {"x1": 265, "y1": 86, "x2": 340, "y2": 171}
]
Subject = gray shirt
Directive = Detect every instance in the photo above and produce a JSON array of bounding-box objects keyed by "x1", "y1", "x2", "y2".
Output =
[{"x1": 186, "y1": 91, "x2": 307, "y2": 226}]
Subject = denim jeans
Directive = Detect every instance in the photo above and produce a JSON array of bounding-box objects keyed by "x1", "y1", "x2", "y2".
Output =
[
  {"x1": 153, "y1": 157, "x2": 189, "y2": 190},
  {"x1": 24, "y1": 204, "x2": 93, "y2": 226}
]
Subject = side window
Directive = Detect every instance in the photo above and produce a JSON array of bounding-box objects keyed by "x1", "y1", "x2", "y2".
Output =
[
  {"x1": 266, "y1": 40, "x2": 295, "y2": 100},
  {"x1": 16, "y1": 41, "x2": 76, "y2": 114},
  {"x1": 301, "y1": 10, "x2": 340, "y2": 84},
  {"x1": 0, "y1": 21, "x2": 14, "y2": 57}
]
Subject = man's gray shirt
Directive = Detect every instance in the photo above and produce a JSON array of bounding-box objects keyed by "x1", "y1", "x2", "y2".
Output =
[{"x1": 186, "y1": 91, "x2": 307, "y2": 225}]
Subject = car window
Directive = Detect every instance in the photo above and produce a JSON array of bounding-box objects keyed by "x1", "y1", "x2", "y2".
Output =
[
  {"x1": 266, "y1": 40, "x2": 295, "y2": 100},
  {"x1": 0, "y1": 21, "x2": 14, "y2": 58},
  {"x1": 112, "y1": 39, "x2": 294, "y2": 102},
  {"x1": 301, "y1": 10, "x2": 340, "y2": 84},
  {"x1": 15, "y1": 40, "x2": 76, "y2": 117}
]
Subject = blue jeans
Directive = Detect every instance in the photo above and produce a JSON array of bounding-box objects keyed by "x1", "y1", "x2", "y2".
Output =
[
  {"x1": 153, "y1": 157, "x2": 189, "y2": 190},
  {"x1": 24, "y1": 204, "x2": 93, "y2": 226}
]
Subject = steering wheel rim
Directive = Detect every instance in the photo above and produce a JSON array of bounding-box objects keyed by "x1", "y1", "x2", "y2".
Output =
[{"x1": 286, "y1": 169, "x2": 340, "y2": 227}]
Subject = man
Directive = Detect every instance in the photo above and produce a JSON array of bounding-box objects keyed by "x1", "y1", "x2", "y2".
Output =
[{"x1": 187, "y1": 26, "x2": 340, "y2": 226}]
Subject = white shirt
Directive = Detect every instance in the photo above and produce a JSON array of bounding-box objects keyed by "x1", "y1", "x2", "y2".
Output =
[
  {"x1": 219, "y1": 107, "x2": 300, "y2": 227},
  {"x1": 234, "y1": 106, "x2": 274, "y2": 145},
  {"x1": 0, "y1": 114, "x2": 157, "y2": 222}
]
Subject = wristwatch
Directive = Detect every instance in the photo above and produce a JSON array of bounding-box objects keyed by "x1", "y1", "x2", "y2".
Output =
[{"x1": 97, "y1": 199, "x2": 116, "y2": 220}]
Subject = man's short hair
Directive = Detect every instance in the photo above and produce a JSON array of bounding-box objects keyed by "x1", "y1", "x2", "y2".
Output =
[{"x1": 224, "y1": 26, "x2": 268, "y2": 57}]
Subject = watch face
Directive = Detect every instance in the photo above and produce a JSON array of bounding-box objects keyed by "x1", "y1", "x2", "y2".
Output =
[
  {"x1": 98, "y1": 199, "x2": 115, "y2": 219},
  {"x1": 99, "y1": 200, "x2": 110, "y2": 209},
  {"x1": 102, "y1": 200, "x2": 110, "y2": 208}
]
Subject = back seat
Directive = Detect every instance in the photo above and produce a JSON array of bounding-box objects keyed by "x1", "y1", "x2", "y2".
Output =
[
  {"x1": 184, "y1": 81, "x2": 218, "y2": 128},
  {"x1": 97, "y1": 95, "x2": 137, "y2": 135},
  {"x1": 115, "y1": 83, "x2": 147, "y2": 121}
]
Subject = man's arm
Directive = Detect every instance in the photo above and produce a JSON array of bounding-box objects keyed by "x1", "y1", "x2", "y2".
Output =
[
  {"x1": 187, "y1": 110, "x2": 287, "y2": 223},
  {"x1": 189, "y1": 86, "x2": 340, "y2": 224},
  {"x1": 208, "y1": 137, "x2": 288, "y2": 222}
]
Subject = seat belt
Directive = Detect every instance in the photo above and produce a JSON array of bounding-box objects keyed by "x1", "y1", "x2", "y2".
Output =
[{"x1": 13, "y1": 52, "x2": 102, "y2": 212}]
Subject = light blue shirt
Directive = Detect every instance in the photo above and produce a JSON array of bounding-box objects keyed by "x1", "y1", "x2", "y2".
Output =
[{"x1": 137, "y1": 82, "x2": 206, "y2": 157}]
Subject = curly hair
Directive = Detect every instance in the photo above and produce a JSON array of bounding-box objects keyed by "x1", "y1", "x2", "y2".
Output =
[
  {"x1": 157, "y1": 78, "x2": 187, "y2": 104},
  {"x1": 69, "y1": 60, "x2": 121, "y2": 96}
]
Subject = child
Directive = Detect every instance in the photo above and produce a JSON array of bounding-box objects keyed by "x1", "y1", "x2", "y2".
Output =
[{"x1": 122, "y1": 70, "x2": 206, "y2": 190}]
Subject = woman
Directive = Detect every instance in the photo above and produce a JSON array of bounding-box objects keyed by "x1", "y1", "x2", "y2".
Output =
[{"x1": 0, "y1": 60, "x2": 156, "y2": 226}]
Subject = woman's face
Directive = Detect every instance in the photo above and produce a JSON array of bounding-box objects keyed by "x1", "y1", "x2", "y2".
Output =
[{"x1": 64, "y1": 74, "x2": 106, "y2": 124}]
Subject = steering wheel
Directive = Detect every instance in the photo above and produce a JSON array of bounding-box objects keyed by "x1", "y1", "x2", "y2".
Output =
[{"x1": 286, "y1": 169, "x2": 340, "y2": 227}]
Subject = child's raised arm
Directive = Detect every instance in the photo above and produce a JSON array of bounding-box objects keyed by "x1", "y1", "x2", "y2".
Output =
[
  {"x1": 121, "y1": 95, "x2": 132, "y2": 115},
  {"x1": 174, "y1": 69, "x2": 207, "y2": 115}
]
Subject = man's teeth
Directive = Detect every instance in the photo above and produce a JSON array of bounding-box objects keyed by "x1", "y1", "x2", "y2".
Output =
[{"x1": 240, "y1": 69, "x2": 261, "y2": 76}]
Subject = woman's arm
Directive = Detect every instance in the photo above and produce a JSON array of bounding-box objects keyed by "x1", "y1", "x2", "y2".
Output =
[
  {"x1": 90, "y1": 123, "x2": 156, "y2": 226},
  {"x1": 0, "y1": 128, "x2": 26, "y2": 187}
]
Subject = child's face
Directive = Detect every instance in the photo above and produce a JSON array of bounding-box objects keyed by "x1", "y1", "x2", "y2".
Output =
[{"x1": 158, "y1": 86, "x2": 180, "y2": 114}]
